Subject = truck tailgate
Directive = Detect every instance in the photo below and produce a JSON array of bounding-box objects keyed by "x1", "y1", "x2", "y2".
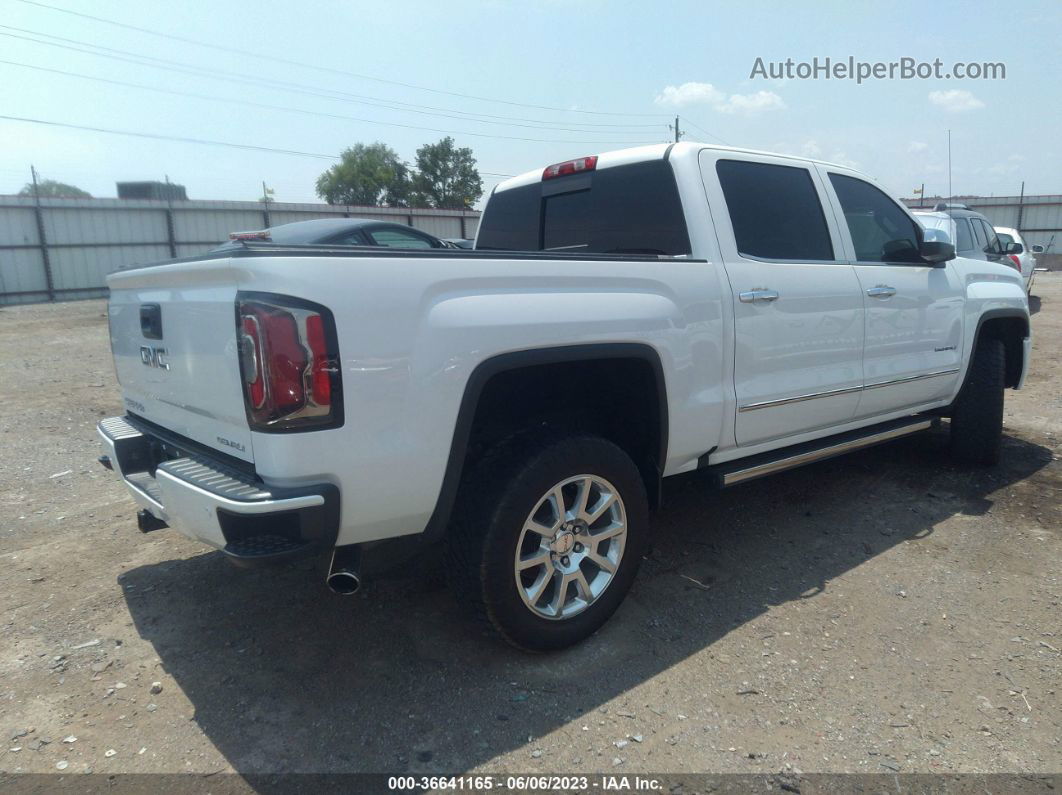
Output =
[{"x1": 107, "y1": 261, "x2": 253, "y2": 463}]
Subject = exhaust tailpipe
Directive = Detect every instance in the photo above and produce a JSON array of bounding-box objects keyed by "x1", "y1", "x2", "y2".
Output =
[
  {"x1": 326, "y1": 546, "x2": 362, "y2": 595},
  {"x1": 326, "y1": 569, "x2": 361, "y2": 595}
]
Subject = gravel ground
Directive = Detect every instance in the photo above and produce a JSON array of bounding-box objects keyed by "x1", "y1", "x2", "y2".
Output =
[{"x1": 0, "y1": 277, "x2": 1059, "y2": 779}]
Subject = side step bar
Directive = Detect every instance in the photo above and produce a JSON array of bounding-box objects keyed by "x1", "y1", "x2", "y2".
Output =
[{"x1": 708, "y1": 416, "x2": 938, "y2": 487}]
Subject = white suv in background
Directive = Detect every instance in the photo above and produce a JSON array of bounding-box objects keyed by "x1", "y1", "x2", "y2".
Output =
[{"x1": 994, "y1": 226, "x2": 1039, "y2": 294}]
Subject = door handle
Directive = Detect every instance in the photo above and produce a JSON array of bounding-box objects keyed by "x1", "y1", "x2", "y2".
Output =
[
  {"x1": 866, "y1": 285, "x2": 897, "y2": 298},
  {"x1": 739, "y1": 288, "x2": 780, "y2": 303}
]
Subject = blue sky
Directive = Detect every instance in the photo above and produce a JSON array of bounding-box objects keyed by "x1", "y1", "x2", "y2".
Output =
[{"x1": 1, "y1": 0, "x2": 1059, "y2": 205}]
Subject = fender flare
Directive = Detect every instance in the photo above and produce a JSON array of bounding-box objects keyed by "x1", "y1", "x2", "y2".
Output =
[
  {"x1": 421, "y1": 343, "x2": 669, "y2": 541},
  {"x1": 952, "y1": 308, "x2": 1030, "y2": 402}
]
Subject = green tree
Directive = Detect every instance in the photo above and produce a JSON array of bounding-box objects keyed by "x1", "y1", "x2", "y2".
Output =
[
  {"x1": 315, "y1": 143, "x2": 411, "y2": 206},
  {"x1": 19, "y1": 179, "x2": 92, "y2": 198},
  {"x1": 411, "y1": 137, "x2": 482, "y2": 209}
]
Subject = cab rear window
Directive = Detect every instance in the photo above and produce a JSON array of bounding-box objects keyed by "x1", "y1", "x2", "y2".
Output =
[{"x1": 476, "y1": 160, "x2": 691, "y2": 256}]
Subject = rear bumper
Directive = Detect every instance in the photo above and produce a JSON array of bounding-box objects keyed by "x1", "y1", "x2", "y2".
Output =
[{"x1": 97, "y1": 416, "x2": 339, "y2": 566}]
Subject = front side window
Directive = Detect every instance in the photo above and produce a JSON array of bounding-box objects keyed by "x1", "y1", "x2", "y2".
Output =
[
  {"x1": 828, "y1": 173, "x2": 921, "y2": 263},
  {"x1": 969, "y1": 217, "x2": 987, "y2": 248},
  {"x1": 716, "y1": 159, "x2": 834, "y2": 261}
]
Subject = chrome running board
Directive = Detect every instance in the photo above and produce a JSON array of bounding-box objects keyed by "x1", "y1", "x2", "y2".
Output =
[{"x1": 711, "y1": 417, "x2": 937, "y2": 487}]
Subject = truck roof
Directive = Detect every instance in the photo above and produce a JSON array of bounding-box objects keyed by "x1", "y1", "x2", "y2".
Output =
[{"x1": 493, "y1": 142, "x2": 855, "y2": 193}]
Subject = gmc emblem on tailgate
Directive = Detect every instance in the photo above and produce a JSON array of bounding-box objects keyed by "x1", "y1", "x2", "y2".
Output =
[{"x1": 139, "y1": 345, "x2": 170, "y2": 370}]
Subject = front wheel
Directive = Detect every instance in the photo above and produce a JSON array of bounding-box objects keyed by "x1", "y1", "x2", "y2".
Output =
[
  {"x1": 448, "y1": 433, "x2": 649, "y2": 651},
  {"x1": 949, "y1": 337, "x2": 1005, "y2": 465}
]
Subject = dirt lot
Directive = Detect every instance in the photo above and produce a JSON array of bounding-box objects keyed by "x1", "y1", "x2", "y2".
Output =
[{"x1": 0, "y1": 277, "x2": 1059, "y2": 780}]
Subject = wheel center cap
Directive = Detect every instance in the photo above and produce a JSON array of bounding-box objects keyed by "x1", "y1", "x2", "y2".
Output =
[{"x1": 551, "y1": 529, "x2": 576, "y2": 555}]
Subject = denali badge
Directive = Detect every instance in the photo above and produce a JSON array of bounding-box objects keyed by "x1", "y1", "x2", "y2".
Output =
[
  {"x1": 217, "y1": 436, "x2": 246, "y2": 453},
  {"x1": 139, "y1": 345, "x2": 170, "y2": 370}
]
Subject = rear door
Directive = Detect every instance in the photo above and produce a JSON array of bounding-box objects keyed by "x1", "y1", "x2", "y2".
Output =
[
  {"x1": 700, "y1": 151, "x2": 864, "y2": 446},
  {"x1": 821, "y1": 170, "x2": 964, "y2": 418}
]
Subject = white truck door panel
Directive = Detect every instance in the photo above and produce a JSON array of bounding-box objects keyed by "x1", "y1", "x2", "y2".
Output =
[
  {"x1": 820, "y1": 169, "x2": 964, "y2": 417},
  {"x1": 700, "y1": 151, "x2": 864, "y2": 446},
  {"x1": 852, "y1": 264, "x2": 963, "y2": 416}
]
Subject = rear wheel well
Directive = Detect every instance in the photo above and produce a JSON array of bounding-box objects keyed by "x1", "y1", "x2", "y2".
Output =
[
  {"x1": 464, "y1": 353, "x2": 666, "y2": 508},
  {"x1": 977, "y1": 316, "x2": 1027, "y2": 388}
]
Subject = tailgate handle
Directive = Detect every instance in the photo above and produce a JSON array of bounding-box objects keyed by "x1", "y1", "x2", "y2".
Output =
[{"x1": 140, "y1": 304, "x2": 163, "y2": 339}]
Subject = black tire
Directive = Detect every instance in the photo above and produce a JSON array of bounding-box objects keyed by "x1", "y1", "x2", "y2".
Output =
[
  {"x1": 447, "y1": 432, "x2": 649, "y2": 651},
  {"x1": 949, "y1": 337, "x2": 1005, "y2": 465}
]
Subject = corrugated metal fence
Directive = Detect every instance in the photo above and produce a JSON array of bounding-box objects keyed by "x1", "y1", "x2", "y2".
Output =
[{"x1": 0, "y1": 197, "x2": 481, "y2": 305}]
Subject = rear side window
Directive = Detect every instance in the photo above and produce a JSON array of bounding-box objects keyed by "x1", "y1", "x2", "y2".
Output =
[
  {"x1": 828, "y1": 173, "x2": 921, "y2": 263},
  {"x1": 716, "y1": 160, "x2": 834, "y2": 261},
  {"x1": 369, "y1": 228, "x2": 436, "y2": 249},
  {"x1": 330, "y1": 230, "x2": 369, "y2": 245},
  {"x1": 977, "y1": 219, "x2": 1002, "y2": 254},
  {"x1": 476, "y1": 160, "x2": 691, "y2": 256}
]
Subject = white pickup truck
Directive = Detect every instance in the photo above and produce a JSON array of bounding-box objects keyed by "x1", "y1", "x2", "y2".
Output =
[{"x1": 98, "y1": 142, "x2": 1030, "y2": 650}]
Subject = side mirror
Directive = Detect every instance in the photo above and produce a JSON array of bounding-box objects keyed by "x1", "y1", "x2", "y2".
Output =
[
  {"x1": 1004, "y1": 242, "x2": 1023, "y2": 255},
  {"x1": 1031, "y1": 244, "x2": 1045, "y2": 254},
  {"x1": 920, "y1": 240, "x2": 955, "y2": 266}
]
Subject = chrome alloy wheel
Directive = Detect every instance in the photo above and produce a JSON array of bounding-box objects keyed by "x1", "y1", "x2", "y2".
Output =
[{"x1": 514, "y1": 474, "x2": 627, "y2": 620}]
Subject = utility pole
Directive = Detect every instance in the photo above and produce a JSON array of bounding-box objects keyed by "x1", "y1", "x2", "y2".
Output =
[
  {"x1": 261, "y1": 180, "x2": 274, "y2": 228},
  {"x1": 1016, "y1": 180, "x2": 1025, "y2": 232},
  {"x1": 670, "y1": 116, "x2": 684, "y2": 143},
  {"x1": 30, "y1": 165, "x2": 56, "y2": 301},
  {"x1": 163, "y1": 174, "x2": 177, "y2": 258},
  {"x1": 946, "y1": 129, "x2": 952, "y2": 201}
]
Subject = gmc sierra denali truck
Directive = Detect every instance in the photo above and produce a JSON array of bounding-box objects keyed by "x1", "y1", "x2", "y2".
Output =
[{"x1": 98, "y1": 142, "x2": 1030, "y2": 650}]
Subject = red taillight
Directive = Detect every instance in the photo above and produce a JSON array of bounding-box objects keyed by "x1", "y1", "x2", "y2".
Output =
[
  {"x1": 1007, "y1": 254, "x2": 1022, "y2": 271},
  {"x1": 305, "y1": 313, "x2": 331, "y2": 407},
  {"x1": 261, "y1": 309, "x2": 307, "y2": 415},
  {"x1": 237, "y1": 295, "x2": 342, "y2": 431},
  {"x1": 543, "y1": 155, "x2": 597, "y2": 180}
]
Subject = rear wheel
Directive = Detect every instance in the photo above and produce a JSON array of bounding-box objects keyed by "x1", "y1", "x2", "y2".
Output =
[
  {"x1": 949, "y1": 337, "x2": 1005, "y2": 465},
  {"x1": 448, "y1": 433, "x2": 649, "y2": 651}
]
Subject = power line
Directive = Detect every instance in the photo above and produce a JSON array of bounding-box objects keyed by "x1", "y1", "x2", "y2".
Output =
[
  {"x1": 0, "y1": 114, "x2": 340, "y2": 158},
  {"x1": 0, "y1": 26, "x2": 658, "y2": 131},
  {"x1": 680, "y1": 117, "x2": 731, "y2": 146},
  {"x1": 0, "y1": 114, "x2": 517, "y2": 177},
  {"x1": 12, "y1": 0, "x2": 671, "y2": 119},
  {"x1": 0, "y1": 58, "x2": 658, "y2": 142},
  {"x1": 0, "y1": 28, "x2": 660, "y2": 144}
]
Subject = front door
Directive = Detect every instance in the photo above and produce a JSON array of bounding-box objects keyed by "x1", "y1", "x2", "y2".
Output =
[
  {"x1": 821, "y1": 169, "x2": 964, "y2": 417},
  {"x1": 700, "y1": 151, "x2": 865, "y2": 447}
]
